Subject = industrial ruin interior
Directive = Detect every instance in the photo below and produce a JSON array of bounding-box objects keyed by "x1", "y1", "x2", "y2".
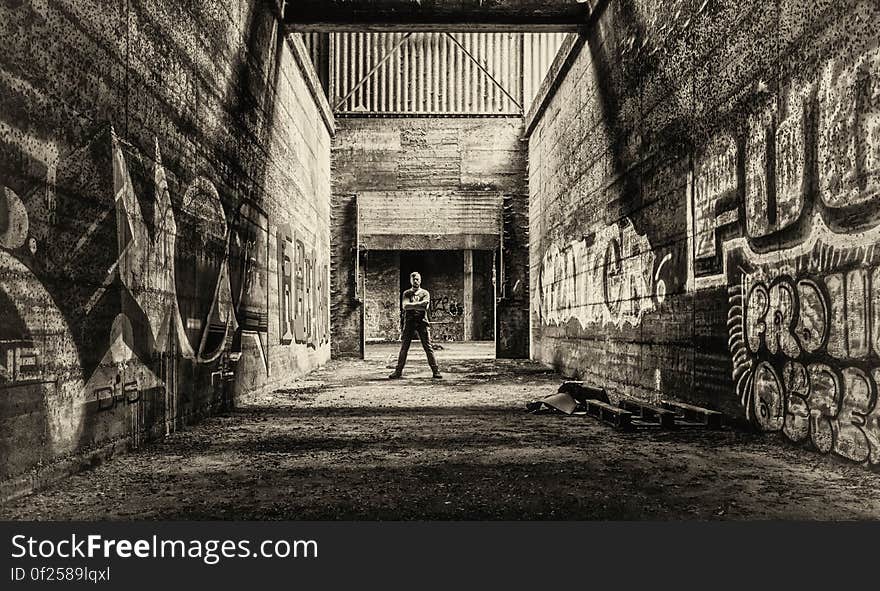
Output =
[{"x1": 2, "y1": 0, "x2": 880, "y2": 519}]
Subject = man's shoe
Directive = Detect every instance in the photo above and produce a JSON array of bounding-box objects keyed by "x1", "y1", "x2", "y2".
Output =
[
  {"x1": 432, "y1": 372, "x2": 443, "y2": 379},
  {"x1": 388, "y1": 372, "x2": 402, "y2": 379}
]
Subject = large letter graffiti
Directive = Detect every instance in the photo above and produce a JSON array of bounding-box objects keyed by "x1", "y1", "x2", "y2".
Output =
[
  {"x1": 693, "y1": 136, "x2": 738, "y2": 277},
  {"x1": 294, "y1": 239, "x2": 306, "y2": 343},
  {"x1": 307, "y1": 247, "x2": 330, "y2": 347},
  {"x1": 0, "y1": 250, "x2": 86, "y2": 464},
  {"x1": 280, "y1": 229, "x2": 329, "y2": 349},
  {"x1": 537, "y1": 222, "x2": 670, "y2": 330},
  {"x1": 818, "y1": 49, "x2": 880, "y2": 222},
  {"x1": 173, "y1": 175, "x2": 238, "y2": 364},
  {"x1": 315, "y1": 258, "x2": 329, "y2": 348},
  {"x1": 278, "y1": 224, "x2": 295, "y2": 343},
  {"x1": 229, "y1": 200, "x2": 270, "y2": 371},
  {"x1": 691, "y1": 46, "x2": 880, "y2": 466},
  {"x1": 728, "y1": 246, "x2": 880, "y2": 465},
  {"x1": 114, "y1": 135, "x2": 183, "y2": 361}
]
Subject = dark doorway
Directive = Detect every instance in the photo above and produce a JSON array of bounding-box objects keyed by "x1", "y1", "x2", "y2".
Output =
[
  {"x1": 400, "y1": 250, "x2": 494, "y2": 342},
  {"x1": 363, "y1": 249, "x2": 496, "y2": 361}
]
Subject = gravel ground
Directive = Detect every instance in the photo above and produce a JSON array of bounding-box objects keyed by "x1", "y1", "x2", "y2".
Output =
[{"x1": 3, "y1": 358, "x2": 880, "y2": 520}]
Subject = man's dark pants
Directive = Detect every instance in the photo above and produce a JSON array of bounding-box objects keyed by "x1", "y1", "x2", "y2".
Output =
[{"x1": 395, "y1": 319, "x2": 439, "y2": 373}]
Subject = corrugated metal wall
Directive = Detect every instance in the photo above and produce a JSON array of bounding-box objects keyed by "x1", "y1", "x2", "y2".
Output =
[
  {"x1": 298, "y1": 32, "x2": 331, "y2": 95},
  {"x1": 324, "y1": 33, "x2": 568, "y2": 116},
  {"x1": 522, "y1": 33, "x2": 570, "y2": 114}
]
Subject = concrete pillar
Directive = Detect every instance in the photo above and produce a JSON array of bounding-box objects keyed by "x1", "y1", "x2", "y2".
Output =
[{"x1": 463, "y1": 249, "x2": 474, "y2": 341}]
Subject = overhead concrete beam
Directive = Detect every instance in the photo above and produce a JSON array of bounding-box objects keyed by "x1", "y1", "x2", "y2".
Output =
[{"x1": 283, "y1": 0, "x2": 593, "y2": 32}]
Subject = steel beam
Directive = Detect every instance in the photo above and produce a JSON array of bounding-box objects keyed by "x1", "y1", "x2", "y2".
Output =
[{"x1": 283, "y1": 0, "x2": 593, "y2": 32}]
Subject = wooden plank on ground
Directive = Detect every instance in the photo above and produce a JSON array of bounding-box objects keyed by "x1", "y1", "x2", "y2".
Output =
[
  {"x1": 585, "y1": 400, "x2": 632, "y2": 431},
  {"x1": 661, "y1": 400, "x2": 723, "y2": 429},
  {"x1": 617, "y1": 398, "x2": 676, "y2": 429}
]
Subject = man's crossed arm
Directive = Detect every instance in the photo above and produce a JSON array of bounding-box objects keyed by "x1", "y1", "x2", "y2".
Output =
[{"x1": 402, "y1": 292, "x2": 430, "y2": 310}]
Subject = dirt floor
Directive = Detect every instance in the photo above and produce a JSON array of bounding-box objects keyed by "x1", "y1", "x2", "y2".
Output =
[{"x1": 3, "y1": 358, "x2": 880, "y2": 520}]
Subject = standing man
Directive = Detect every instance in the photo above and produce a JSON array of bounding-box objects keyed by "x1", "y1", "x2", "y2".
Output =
[{"x1": 389, "y1": 271, "x2": 442, "y2": 379}]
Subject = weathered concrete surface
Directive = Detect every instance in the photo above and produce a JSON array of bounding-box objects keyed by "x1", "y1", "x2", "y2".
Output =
[
  {"x1": 364, "y1": 250, "x2": 401, "y2": 342},
  {"x1": 357, "y1": 192, "x2": 503, "y2": 251},
  {"x1": 0, "y1": 1, "x2": 331, "y2": 499},
  {"x1": 330, "y1": 192, "x2": 361, "y2": 358},
  {"x1": 332, "y1": 117, "x2": 528, "y2": 358},
  {"x1": 528, "y1": 0, "x2": 880, "y2": 467},
  {"x1": 3, "y1": 359, "x2": 880, "y2": 520},
  {"x1": 364, "y1": 341, "x2": 496, "y2": 361}
]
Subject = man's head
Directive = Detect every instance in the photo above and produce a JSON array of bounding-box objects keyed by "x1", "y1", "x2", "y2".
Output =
[{"x1": 409, "y1": 271, "x2": 421, "y2": 289}]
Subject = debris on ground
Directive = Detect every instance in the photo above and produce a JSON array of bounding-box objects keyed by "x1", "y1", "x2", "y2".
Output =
[
  {"x1": 526, "y1": 381, "x2": 610, "y2": 414},
  {"x1": 558, "y1": 381, "x2": 610, "y2": 405},
  {"x1": 526, "y1": 392, "x2": 579, "y2": 414}
]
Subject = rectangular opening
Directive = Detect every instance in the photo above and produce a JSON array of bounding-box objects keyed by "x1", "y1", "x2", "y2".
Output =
[{"x1": 363, "y1": 249, "x2": 496, "y2": 360}]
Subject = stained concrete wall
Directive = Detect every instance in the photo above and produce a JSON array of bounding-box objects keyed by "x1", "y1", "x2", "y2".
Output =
[
  {"x1": 365, "y1": 251, "x2": 401, "y2": 342},
  {"x1": 330, "y1": 192, "x2": 362, "y2": 357},
  {"x1": 332, "y1": 117, "x2": 529, "y2": 357},
  {"x1": 418, "y1": 252, "x2": 464, "y2": 343},
  {"x1": 528, "y1": 0, "x2": 880, "y2": 467},
  {"x1": 0, "y1": 0, "x2": 332, "y2": 500},
  {"x1": 472, "y1": 251, "x2": 496, "y2": 340}
]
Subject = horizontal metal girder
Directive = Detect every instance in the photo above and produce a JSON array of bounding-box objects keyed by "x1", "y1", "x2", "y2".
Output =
[{"x1": 283, "y1": 0, "x2": 592, "y2": 32}]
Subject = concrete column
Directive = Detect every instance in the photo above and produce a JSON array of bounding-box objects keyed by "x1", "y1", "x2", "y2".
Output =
[{"x1": 463, "y1": 249, "x2": 474, "y2": 341}]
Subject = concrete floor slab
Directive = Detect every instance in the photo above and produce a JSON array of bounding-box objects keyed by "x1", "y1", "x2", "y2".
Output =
[
  {"x1": 2, "y1": 359, "x2": 880, "y2": 520},
  {"x1": 364, "y1": 340, "x2": 495, "y2": 362}
]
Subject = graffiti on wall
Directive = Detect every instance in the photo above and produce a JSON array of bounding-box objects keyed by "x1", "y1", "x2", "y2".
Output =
[
  {"x1": 0, "y1": 248, "x2": 85, "y2": 456},
  {"x1": 430, "y1": 296, "x2": 463, "y2": 318},
  {"x1": 111, "y1": 129, "x2": 248, "y2": 413},
  {"x1": 426, "y1": 296, "x2": 465, "y2": 342},
  {"x1": 691, "y1": 46, "x2": 880, "y2": 465},
  {"x1": 0, "y1": 340, "x2": 40, "y2": 384},
  {"x1": 0, "y1": 256, "x2": 40, "y2": 386},
  {"x1": 229, "y1": 201, "x2": 270, "y2": 371},
  {"x1": 0, "y1": 124, "x2": 327, "y2": 471},
  {"x1": 277, "y1": 226, "x2": 329, "y2": 349},
  {"x1": 728, "y1": 238, "x2": 880, "y2": 465},
  {"x1": 278, "y1": 224, "x2": 295, "y2": 343},
  {"x1": 692, "y1": 136, "x2": 739, "y2": 278},
  {"x1": 536, "y1": 222, "x2": 671, "y2": 330}
]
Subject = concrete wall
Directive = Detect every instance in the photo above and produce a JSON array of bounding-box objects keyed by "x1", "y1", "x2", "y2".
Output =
[
  {"x1": 365, "y1": 251, "x2": 401, "y2": 342},
  {"x1": 472, "y1": 251, "x2": 496, "y2": 340},
  {"x1": 421, "y1": 251, "x2": 464, "y2": 342},
  {"x1": 0, "y1": 0, "x2": 332, "y2": 500},
  {"x1": 332, "y1": 117, "x2": 529, "y2": 357},
  {"x1": 330, "y1": 192, "x2": 362, "y2": 357},
  {"x1": 528, "y1": 0, "x2": 880, "y2": 466}
]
